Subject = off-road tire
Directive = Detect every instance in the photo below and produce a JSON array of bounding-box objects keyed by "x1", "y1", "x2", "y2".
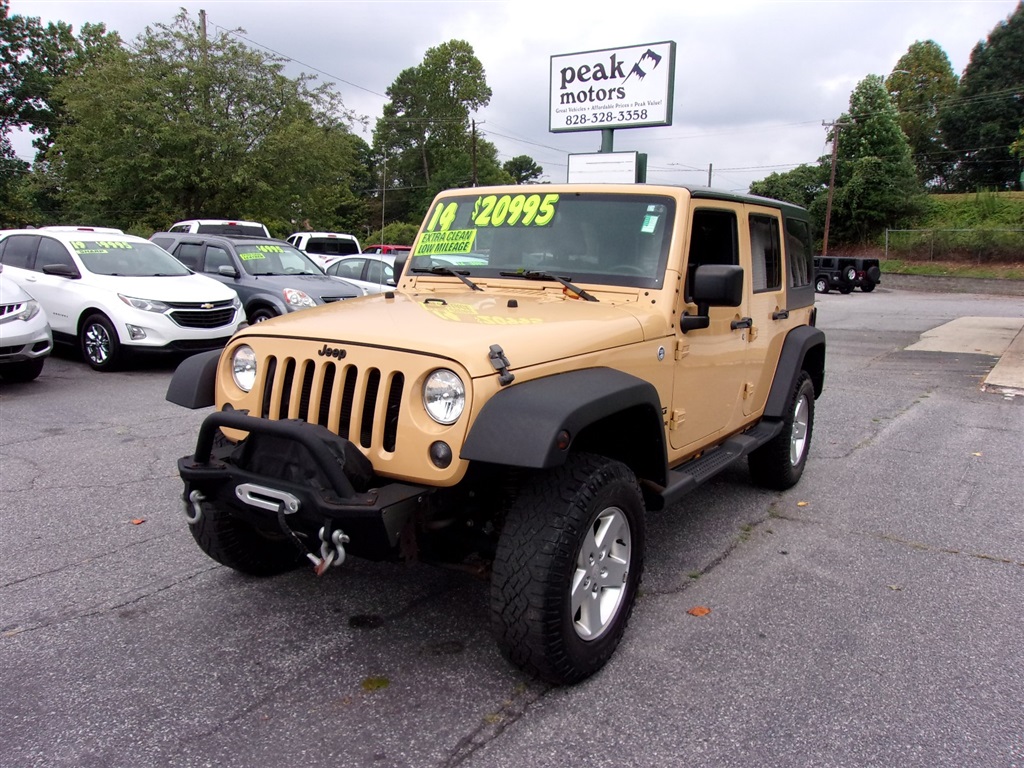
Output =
[
  {"x1": 860, "y1": 280, "x2": 876, "y2": 293},
  {"x1": 490, "y1": 453, "x2": 646, "y2": 685},
  {"x1": 748, "y1": 372, "x2": 815, "y2": 490},
  {"x1": 187, "y1": 497, "x2": 306, "y2": 576},
  {"x1": 815, "y1": 276, "x2": 829, "y2": 294}
]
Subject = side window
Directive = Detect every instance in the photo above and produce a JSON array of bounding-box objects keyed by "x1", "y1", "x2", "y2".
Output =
[
  {"x1": 685, "y1": 208, "x2": 738, "y2": 299},
  {"x1": 169, "y1": 224, "x2": 189, "y2": 233},
  {"x1": 0, "y1": 235, "x2": 39, "y2": 269},
  {"x1": 173, "y1": 243, "x2": 204, "y2": 270},
  {"x1": 328, "y1": 259, "x2": 364, "y2": 280},
  {"x1": 785, "y1": 218, "x2": 813, "y2": 288},
  {"x1": 36, "y1": 237, "x2": 78, "y2": 273},
  {"x1": 749, "y1": 214, "x2": 781, "y2": 293},
  {"x1": 365, "y1": 259, "x2": 391, "y2": 284},
  {"x1": 204, "y1": 246, "x2": 233, "y2": 273}
]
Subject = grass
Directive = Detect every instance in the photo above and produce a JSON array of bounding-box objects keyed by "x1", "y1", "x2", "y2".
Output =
[{"x1": 881, "y1": 259, "x2": 1024, "y2": 281}]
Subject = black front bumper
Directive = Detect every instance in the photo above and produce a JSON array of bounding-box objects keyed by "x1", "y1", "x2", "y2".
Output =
[{"x1": 178, "y1": 410, "x2": 429, "y2": 560}]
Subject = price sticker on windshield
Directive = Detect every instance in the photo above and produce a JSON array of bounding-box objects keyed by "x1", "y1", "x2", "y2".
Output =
[
  {"x1": 415, "y1": 229, "x2": 477, "y2": 256},
  {"x1": 473, "y1": 193, "x2": 559, "y2": 227}
]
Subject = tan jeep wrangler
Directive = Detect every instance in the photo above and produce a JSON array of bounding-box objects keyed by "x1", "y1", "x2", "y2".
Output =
[{"x1": 168, "y1": 183, "x2": 825, "y2": 684}]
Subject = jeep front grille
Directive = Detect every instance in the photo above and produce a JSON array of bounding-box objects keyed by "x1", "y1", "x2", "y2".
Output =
[
  {"x1": 258, "y1": 356, "x2": 404, "y2": 453},
  {"x1": 167, "y1": 300, "x2": 237, "y2": 329}
]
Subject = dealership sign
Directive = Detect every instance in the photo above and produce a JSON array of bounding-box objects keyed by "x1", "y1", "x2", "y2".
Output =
[{"x1": 549, "y1": 41, "x2": 675, "y2": 134}]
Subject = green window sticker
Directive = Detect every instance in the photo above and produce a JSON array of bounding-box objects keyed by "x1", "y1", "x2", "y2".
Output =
[
  {"x1": 239, "y1": 251, "x2": 266, "y2": 261},
  {"x1": 641, "y1": 214, "x2": 659, "y2": 234},
  {"x1": 415, "y1": 229, "x2": 477, "y2": 256}
]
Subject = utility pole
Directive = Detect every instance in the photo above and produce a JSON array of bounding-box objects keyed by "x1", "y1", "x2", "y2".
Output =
[
  {"x1": 822, "y1": 119, "x2": 850, "y2": 257},
  {"x1": 471, "y1": 120, "x2": 478, "y2": 186},
  {"x1": 707, "y1": 163, "x2": 713, "y2": 187}
]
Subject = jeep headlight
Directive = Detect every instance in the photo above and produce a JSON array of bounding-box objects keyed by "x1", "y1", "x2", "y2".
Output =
[
  {"x1": 423, "y1": 369, "x2": 465, "y2": 425},
  {"x1": 231, "y1": 344, "x2": 257, "y2": 392}
]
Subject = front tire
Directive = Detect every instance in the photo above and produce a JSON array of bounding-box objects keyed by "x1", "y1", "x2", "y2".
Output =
[
  {"x1": 748, "y1": 372, "x2": 816, "y2": 490},
  {"x1": 815, "y1": 276, "x2": 829, "y2": 294},
  {"x1": 490, "y1": 453, "x2": 646, "y2": 685},
  {"x1": 248, "y1": 307, "x2": 277, "y2": 324},
  {"x1": 187, "y1": 496, "x2": 305, "y2": 576},
  {"x1": 80, "y1": 313, "x2": 121, "y2": 371}
]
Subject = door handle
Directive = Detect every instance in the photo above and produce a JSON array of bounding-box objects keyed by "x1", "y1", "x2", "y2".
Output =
[
  {"x1": 772, "y1": 309, "x2": 790, "y2": 320},
  {"x1": 731, "y1": 317, "x2": 752, "y2": 330}
]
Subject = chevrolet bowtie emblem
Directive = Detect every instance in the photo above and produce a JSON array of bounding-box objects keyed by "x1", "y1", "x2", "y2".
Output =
[{"x1": 201, "y1": 303, "x2": 214, "y2": 309}]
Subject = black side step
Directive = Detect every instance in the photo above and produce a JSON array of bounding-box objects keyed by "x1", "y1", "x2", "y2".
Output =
[{"x1": 650, "y1": 420, "x2": 784, "y2": 510}]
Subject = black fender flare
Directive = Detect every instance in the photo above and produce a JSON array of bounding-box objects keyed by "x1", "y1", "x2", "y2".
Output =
[
  {"x1": 166, "y1": 348, "x2": 221, "y2": 408},
  {"x1": 763, "y1": 326, "x2": 826, "y2": 419},
  {"x1": 461, "y1": 368, "x2": 667, "y2": 482}
]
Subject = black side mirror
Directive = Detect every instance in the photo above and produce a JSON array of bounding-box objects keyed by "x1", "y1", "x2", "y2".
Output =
[
  {"x1": 680, "y1": 264, "x2": 744, "y2": 333},
  {"x1": 41, "y1": 263, "x2": 81, "y2": 279}
]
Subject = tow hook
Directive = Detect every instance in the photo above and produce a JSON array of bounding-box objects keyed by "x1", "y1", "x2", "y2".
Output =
[
  {"x1": 185, "y1": 490, "x2": 205, "y2": 525},
  {"x1": 315, "y1": 525, "x2": 350, "y2": 576}
]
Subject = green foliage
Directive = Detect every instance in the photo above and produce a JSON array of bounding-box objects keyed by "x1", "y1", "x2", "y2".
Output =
[
  {"x1": 503, "y1": 155, "x2": 544, "y2": 184},
  {"x1": 44, "y1": 10, "x2": 369, "y2": 233},
  {"x1": 940, "y1": 1, "x2": 1024, "y2": 191},
  {"x1": 365, "y1": 221, "x2": 420, "y2": 247},
  {"x1": 830, "y1": 75, "x2": 924, "y2": 243},
  {"x1": 885, "y1": 40, "x2": 959, "y2": 189},
  {"x1": 372, "y1": 40, "x2": 498, "y2": 221}
]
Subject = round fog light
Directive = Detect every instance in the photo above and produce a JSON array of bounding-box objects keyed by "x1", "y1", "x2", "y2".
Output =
[{"x1": 429, "y1": 441, "x2": 453, "y2": 469}]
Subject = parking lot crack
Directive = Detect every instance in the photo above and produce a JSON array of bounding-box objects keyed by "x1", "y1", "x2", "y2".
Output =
[{"x1": 440, "y1": 681, "x2": 551, "y2": 767}]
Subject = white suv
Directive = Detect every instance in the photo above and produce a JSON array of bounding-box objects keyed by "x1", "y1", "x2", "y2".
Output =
[
  {"x1": 0, "y1": 227, "x2": 244, "y2": 371},
  {"x1": 169, "y1": 219, "x2": 271, "y2": 238},
  {"x1": 286, "y1": 232, "x2": 361, "y2": 268}
]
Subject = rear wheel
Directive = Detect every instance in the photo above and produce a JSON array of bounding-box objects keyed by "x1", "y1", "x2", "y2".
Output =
[
  {"x1": 491, "y1": 453, "x2": 645, "y2": 684},
  {"x1": 80, "y1": 314, "x2": 122, "y2": 371},
  {"x1": 861, "y1": 280, "x2": 876, "y2": 292},
  {"x1": 749, "y1": 372, "x2": 816, "y2": 490}
]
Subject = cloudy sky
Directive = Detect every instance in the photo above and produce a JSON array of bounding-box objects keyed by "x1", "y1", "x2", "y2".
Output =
[{"x1": 10, "y1": 0, "x2": 1022, "y2": 191}]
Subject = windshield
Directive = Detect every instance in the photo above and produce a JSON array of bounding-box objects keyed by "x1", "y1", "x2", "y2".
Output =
[
  {"x1": 73, "y1": 240, "x2": 192, "y2": 277},
  {"x1": 410, "y1": 191, "x2": 674, "y2": 289},
  {"x1": 236, "y1": 243, "x2": 324, "y2": 276}
]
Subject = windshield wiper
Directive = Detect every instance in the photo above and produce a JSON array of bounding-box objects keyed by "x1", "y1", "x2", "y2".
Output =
[
  {"x1": 411, "y1": 266, "x2": 482, "y2": 291},
  {"x1": 498, "y1": 270, "x2": 597, "y2": 302}
]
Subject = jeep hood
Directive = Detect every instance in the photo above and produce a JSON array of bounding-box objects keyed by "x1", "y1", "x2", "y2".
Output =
[{"x1": 236, "y1": 288, "x2": 667, "y2": 377}]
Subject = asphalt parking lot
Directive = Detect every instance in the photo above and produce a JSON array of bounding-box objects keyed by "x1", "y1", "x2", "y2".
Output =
[{"x1": 1, "y1": 285, "x2": 1022, "y2": 768}]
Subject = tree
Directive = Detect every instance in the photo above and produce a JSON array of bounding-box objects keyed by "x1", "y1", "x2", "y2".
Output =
[
  {"x1": 940, "y1": 1, "x2": 1024, "y2": 191},
  {"x1": 372, "y1": 40, "x2": 496, "y2": 221},
  {"x1": 829, "y1": 75, "x2": 923, "y2": 243},
  {"x1": 1, "y1": 0, "x2": 121, "y2": 157},
  {"x1": 503, "y1": 155, "x2": 544, "y2": 184},
  {"x1": 45, "y1": 10, "x2": 368, "y2": 233},
  {"x1": 885, "y1": 40, "x2": 959, "y2": 189}
]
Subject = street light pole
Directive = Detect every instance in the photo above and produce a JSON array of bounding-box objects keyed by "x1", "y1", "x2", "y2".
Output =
[{"x1": 822, "y1": 119, "x2": 850, "y2": 257}]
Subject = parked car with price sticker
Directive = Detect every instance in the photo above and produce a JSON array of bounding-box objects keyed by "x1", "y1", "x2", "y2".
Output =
[
  {"x1": 0, "y1": 226, "x2": 243, "y2": 371},
  {"x1": 167, "y1": 184, "x2": 825, "y2": 684},
  {"x1": 150, "y1": 232, "x2": 365, "y2": 324}
]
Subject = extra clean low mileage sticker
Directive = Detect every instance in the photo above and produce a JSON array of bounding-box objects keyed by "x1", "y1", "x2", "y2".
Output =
[{"x1": 415, "y1": 229, "x2": 477, "y2": 256}]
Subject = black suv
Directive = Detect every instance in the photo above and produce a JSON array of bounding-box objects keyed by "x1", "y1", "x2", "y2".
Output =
[
  {"x1": 151, "y1": 232, "x2": 364, "y2": 323},
  {"x1": 814, "y1": 256, "x2": 881, "y2": 293}
]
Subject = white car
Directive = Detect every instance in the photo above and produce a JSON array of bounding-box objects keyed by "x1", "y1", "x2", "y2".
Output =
[
  {"x1": 169, "y1": 219, "x2": 271, "y2": 238},
  {"x1": 0, "y1": 265, "x2": 52, "y2": 382},
  {"x1": 0, "y1": 227, "x2": 244, "y2": 371},
  {"x1": 322, "y1": 253, "x2": 397, "y2": 294},
  {"x1": 287, "y1": 232, "x2": 361, "y2": 268}
]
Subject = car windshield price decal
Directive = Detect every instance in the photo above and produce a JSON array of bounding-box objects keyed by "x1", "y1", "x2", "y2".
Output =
[
  {"x1": 415, "y1": 229, "x2": 477, "y2": 256},
  {"x1": 238, "y1": 245, "x2": 283, "y2": 260},
  {"x1": 424, "y1": 193, "x2": 560, "y2": 234},
  {"x1": 70, "y1": 240, "x2": 133, "y2": 254}
]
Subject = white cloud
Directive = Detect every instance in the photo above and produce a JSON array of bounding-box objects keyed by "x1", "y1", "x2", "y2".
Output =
[{"x1": 8, "y1": 0, "x2": 1021, "y2": 191}]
